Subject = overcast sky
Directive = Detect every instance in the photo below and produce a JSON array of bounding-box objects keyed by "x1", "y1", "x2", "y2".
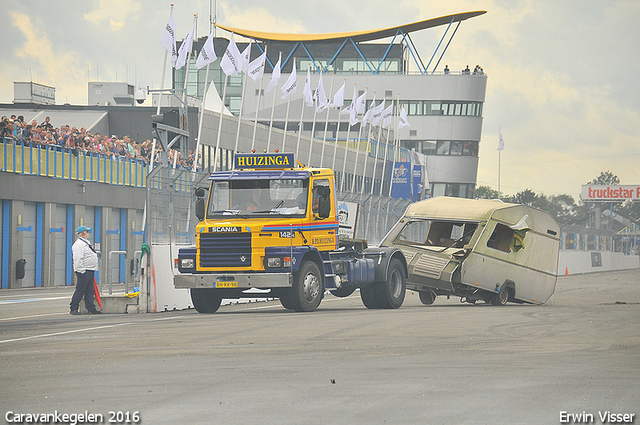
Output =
[{"x1": 2, "y1": 0, "x2": 639, "y2": 200}]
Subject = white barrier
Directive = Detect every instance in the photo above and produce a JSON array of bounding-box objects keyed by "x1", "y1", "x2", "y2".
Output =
[
  {"x1": 148, "y1": 243, "x2": 193, "y2": 312},
  {"x1": 558, "y1": 250, "x2": 640, "y2": 275}
]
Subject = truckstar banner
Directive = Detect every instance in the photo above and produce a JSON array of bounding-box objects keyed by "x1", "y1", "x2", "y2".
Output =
[
  {"x1": 581, "y1": 185, "x2": 640, "y2": 201},
  {"x1": 389, "y1": 162, "x2": 412, "y2": 200}
]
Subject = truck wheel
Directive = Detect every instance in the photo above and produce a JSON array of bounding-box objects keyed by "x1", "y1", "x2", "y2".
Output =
[
  {"x1": 376, "y1": 258, "x2": 406, "y2": 309},
  {"x1": 279, "y1": 296, "x2": 294, "y2": 310},
  {"x1": 190, "y1": 288, "x2": 222, "y2": 313},
  {"x1": 419, "y1": 289, "x2": 436, "y2": 305},
  {"x1": 290, "y1": 261, "x2": 324, "y2": 312},
  {"x1": 360, "y1": 284, "x2": 381, "y2": 309},
  {"x1": 491, "y1": 287, "x2": 509, "y2": 306}
]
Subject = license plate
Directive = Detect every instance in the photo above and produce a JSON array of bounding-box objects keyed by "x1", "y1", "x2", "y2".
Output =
[{"x1": 215, "y1": 281, "x2": 238, "y2": 288}]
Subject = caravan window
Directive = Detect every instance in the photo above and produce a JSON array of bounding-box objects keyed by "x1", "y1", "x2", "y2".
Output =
[
  {"x1": 395, "y1": 220, "x2": 478, "y2": 248},
  {"x1": 487, "y1": 223, "x2": 514, "y2": 253}
]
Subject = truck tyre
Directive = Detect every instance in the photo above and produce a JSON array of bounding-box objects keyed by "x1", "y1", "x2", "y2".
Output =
[
  {"x1": 491, "y1": 287, "x2": 509, "y2": 306},
  {"x1": 375, "y1": 258, "x2": 406, "y2": 309},
  {"x1": 419, "y1": 289, "x2": 436, "y2": 305},
  {"x1": 279, "y1": 296, "x2": 295, "y2": 310},
  {"x1": 190, "y1": 288, "x2": 222, "y2": 313},
  {"x1": 360, "y1": 284, "x2": 381, "y2": 309},
  {"x1": 290, "y1": 261, "x2": 324, "y2": 312}
]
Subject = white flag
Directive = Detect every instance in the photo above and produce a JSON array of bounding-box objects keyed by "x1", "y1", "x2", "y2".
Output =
[
  {"x1": 280, "y1": 62, "x2": 297, "y2": 100},
  {"x1": 303, "y1": 67, "x2": 314, "y2": 107},
  {"x1": 398, "y1": 106, "x2": 411, "y2": 129},
  {"x1": 349, "y1": 89, "x2": 359, "y2": 126},
  {"x1": 240, "y1": 42, "x2": 251, "y2": 73},
  {"x1": 362, "y1": 94, "x2": 376, "y2": 125},
  {"x1": 497, "y1": 129, "x2": 505, "y2": 151},
  {"x1": 315, "y1": 73, "x2": 329, "y2": 112},
  {"x1": 355, "y1": 90, "x2": 367, "y2": 114},
  {"x1": 196, "y1": 29, "x2": 217, "y2": 69},
  {"x1": 247, "y1": 50, "x2": 267, "y2": 82},
  {"x1": 175, "y1": 22, "x2": 195, "y2": 70},
  {"x1": 330, "y1": 82, "x2": 345, "y2": 109},
  {"x1": 220, "y1": 35, "x2": 242, "y2": 76},
  {"x1": 371, "y1": 100, "x2": 385, "y2": 126},
  {"x1": 382, "y1": 103, "x2": 394, "y2": 128},
  {"x1": 266, "y1": 53, "x2": 281, "y2": 93},
  {"x1": 160, "y1": 11, "x2": 178, "y2": 68}
]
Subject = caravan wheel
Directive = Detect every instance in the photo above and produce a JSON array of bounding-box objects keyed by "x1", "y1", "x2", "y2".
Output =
[{"x1": 491, "y1": 287, "x2": 510, "y2": 306}]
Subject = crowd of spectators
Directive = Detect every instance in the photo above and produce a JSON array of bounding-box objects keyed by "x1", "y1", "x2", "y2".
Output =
[{"x1": 0, "y1": 114, "x2": 198, "y2": 170}]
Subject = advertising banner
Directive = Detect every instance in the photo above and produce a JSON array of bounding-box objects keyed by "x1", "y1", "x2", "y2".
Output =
[
  {"x1": 337, "y1": 202, "x2": 359, "y2": 238},
  {"x1": 389, "y1": 162, "x2": 412, "y2": 200},
  {"x1": 581, "y1": 185, "x2": 640, "y2": 201}
]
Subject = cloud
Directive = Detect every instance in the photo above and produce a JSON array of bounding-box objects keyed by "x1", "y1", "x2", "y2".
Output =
[
  {"x1": 84, "y1": 0, "x2": 141, "y2": 31},
  {"x1": 219, "y1": 3, "x2": 306, "y2": 35},
  {"x1": 9, "y1": 12, "x2": 85, "y2": 103}
]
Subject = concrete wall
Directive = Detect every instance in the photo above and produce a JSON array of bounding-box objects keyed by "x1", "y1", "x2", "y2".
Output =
[{"x1": 558, "y1": 250, "x2": 640, "y2": 275}]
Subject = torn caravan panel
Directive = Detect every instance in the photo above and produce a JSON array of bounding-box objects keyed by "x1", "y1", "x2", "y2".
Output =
[{"x1": 379, "y1": 197, "x2": 560, "y2": 305}]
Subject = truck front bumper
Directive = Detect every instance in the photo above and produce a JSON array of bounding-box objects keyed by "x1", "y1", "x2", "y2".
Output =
[{"x1": 174, "y1": 272, "x2": 292, "y2": 289}]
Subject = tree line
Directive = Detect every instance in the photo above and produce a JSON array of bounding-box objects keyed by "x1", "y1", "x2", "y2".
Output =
[{"x1": 475, "y1": 171, "x2": 640, "y2": 227}]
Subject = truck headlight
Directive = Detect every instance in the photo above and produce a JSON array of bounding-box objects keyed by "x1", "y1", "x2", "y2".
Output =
[
  {"x1": 180, "y1": 258, "x2": 195, "y2": 269},
  {"x1": 266, "y1": 257, "x2": 281, "y2": 268}
]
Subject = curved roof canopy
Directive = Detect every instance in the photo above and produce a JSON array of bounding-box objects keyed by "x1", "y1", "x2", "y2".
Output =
[{"x1": 215, "y1": 11, "x2": 486, "y2": 43}]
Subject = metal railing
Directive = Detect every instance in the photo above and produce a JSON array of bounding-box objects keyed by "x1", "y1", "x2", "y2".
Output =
[{"x1": 1, "y1": 140, "x2": 148, "y2": 187}]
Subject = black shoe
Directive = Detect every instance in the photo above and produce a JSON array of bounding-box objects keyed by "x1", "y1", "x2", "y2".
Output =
[
  {"x1": 70, "y1": 310, "x2": 81, "y2": 315},
  {"x1": 88, "y1": 310, "x2": 102, "y2": 314}
]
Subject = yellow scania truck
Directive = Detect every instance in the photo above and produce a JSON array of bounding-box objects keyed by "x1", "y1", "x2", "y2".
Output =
[{"x1": 173, "y1": 153, "x2": 407, "y2": 313}]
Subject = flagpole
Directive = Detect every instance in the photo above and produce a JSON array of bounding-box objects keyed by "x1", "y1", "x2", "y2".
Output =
[
  {"x1": 266, "y1": 52, "x2": 282, "y2": 152},
  {"x1": 194, "y1": 62, "x2": 211, "y2": 174},
  {"x1": 331, "y1": 79, "x2": 346, "y2": 172},
  {"x1": 379, "y1": 106, "x2": 392, "y2": 196},
  {"x1": 251, "y1": 76, "x2": 263, "y2": 152},
  {"x1": 213, "y1": 75, "x2": 228, "y2": 172},
  {"x1": 360, "y1": 93, "x2": 376, "y2": 194},
  {"x1": 350, "y1": 90, "x2": 367, "y2": 193},
  {"x1": 388, "y1": 97, "x2": 399, "y2": 199},
  {"x1": 233, "y1": 39, "x2": 252, "y2": 155},
  {"x1": 307, "y1": 70, "x2": 321, "y2": 166},
  {"x1": 295, "y1": 95, "x2": 305, "y2": 158},
  {"x1": 281, "y1": 90, "x2": 292, "y2": 152},
  {"x1": 341, "y1": 83, "x2": 356, "y2": 192},
  {"x1": 319, "y1": 73, "x2": 335, "y2": 167},
  {"x1": 370, "y1": 97, "x2": 385, "y2": 195},
  {"x1": 498, "y1": 126, "x2": 501, "y2": 198}
]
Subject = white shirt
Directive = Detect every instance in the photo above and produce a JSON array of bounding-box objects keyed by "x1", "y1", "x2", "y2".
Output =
[{"x1": 72, "y1": 237, "x2": 99, "y2": 273}]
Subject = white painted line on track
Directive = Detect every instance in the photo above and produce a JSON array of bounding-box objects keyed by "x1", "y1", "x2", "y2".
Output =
[
  {"x1": 0, "y1": 312, "x2": 68, "y2": 321},
  {"x1": 0, "y1": 296, "x2": 70, "y2": 304},
  {"x1": 0, "y1": 322, "x2": 134, "y2": 344}
]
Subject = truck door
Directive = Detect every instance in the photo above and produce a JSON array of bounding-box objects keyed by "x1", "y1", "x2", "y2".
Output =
[{"x1": 310, "y1": 178, "x2": 338, "y2": 251}]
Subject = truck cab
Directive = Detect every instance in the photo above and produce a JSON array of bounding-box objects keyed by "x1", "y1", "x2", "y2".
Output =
[{"x1": 174, "y1": 153, "x2": 407, "y2": 313}]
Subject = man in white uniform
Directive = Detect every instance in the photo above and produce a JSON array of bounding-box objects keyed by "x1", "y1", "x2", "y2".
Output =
[{"x1": 70, "y1": 225, "x2": 101, "y2": 314}]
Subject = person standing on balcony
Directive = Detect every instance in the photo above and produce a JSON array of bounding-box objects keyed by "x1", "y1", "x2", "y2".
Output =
[{"x1": 70, "y1": 226, "x2": 101, "y2": 315}]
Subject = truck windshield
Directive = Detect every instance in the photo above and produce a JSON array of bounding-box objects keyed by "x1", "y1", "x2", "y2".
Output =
[{"x1": 207, "y1": 179, "x2": 308, "y2": 218}]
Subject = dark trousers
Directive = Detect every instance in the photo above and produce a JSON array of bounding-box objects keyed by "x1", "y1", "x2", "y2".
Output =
[{"x1": 70, "y1": 270, "x2": 97, "y2": 312}]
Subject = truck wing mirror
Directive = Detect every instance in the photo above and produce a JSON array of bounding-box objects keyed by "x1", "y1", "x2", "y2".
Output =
[{"x1": 195, "y1": 198, "x2": 205, "y2": 221}]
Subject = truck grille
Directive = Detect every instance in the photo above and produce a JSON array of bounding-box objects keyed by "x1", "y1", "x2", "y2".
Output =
[{"x1": 199, "y1": 233, "x2": 252, "y2": 268}]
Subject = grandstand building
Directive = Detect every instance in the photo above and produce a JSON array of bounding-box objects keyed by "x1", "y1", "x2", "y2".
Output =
[{"x1": 176, "y1": 10, "x2": 487, "y2": 198}]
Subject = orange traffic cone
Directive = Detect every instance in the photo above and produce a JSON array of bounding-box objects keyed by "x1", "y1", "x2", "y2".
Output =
[{"x1": 565, "y1": 267, "x2": 569, "y2": 276}]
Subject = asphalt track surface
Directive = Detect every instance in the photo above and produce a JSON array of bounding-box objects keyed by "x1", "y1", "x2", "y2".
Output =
[{"x1": 1, "y1": 270, "x2": 638, "y2": 425}]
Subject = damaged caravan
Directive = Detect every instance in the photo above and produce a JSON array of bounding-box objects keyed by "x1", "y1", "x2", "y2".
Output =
[{"x1": 380, "y1": 197, "x2": 560, "y2": 305}]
